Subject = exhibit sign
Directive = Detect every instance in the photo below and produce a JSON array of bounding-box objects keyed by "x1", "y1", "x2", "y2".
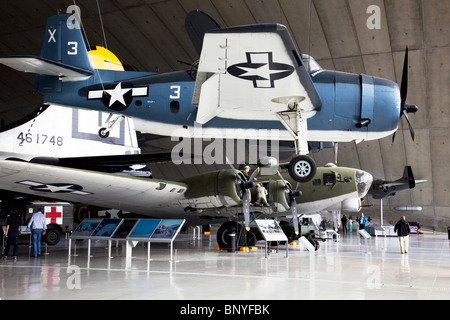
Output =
[
  {"x1": 150, "y1": 219, "x2": 185, "y2": 241},
  {"x1": 255, "y1": 220, "x2": 288, "y2": 242},
  {"x1": 111, "y1": 219, "x2": 138, "y2": 239},
  {"x1": 127, "y1": 219, "x2": 161, "y2": 240},
  {"x1": 71, "y1": 219, "x2": 102, "y2": 238}
]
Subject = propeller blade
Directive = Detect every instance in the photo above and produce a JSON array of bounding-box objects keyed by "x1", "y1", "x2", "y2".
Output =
[
  {"x1": 393, "y1": 46, "x2": 417, "y2": 144},
  {"x1": 226, "y1": 156, "x2": 246, "y2": 184},
  {"x1": 249, "y1": 167, "x2": 260, "y2": 182},
  {"x1": 402, "y1": 109, "x2": 416, "y2": 142},
  {"x1": 225, "y1": 156, "x2": 238, "y2": 173},
  {"x1": 334, "y1": 142, "x2": 339, "y2": 165},
  {"x1": 277, "y1": 170, "x2": 289, "y2": 188},
  {"x1": 242, "y1": 191, "x2": 251, "y2": 231},
  {"x1": 291, "y1": 199, "x2": 299, "y2": 235},
  {"x1": 400, "y1": 46, "x2": 409, "y2": 103},
  {"x1": 392, "y1": 131, "x2": 397, "y2": 144},
  {"x1": 278, "y1": 170, "x2": 300, "y2": 235}
]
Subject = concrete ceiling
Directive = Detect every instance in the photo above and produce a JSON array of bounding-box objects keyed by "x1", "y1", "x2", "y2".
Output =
[{"x1": 0, "y1": 0, "x2": 449, "y2": 231}]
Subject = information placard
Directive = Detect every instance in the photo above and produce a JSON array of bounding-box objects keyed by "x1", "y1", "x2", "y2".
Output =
[
  {"x1": 71, "y1": 219, "x2": 102, "y2": 238},
  {"x1": 111, "y1": 219, "x2": 138, "y2": 239},
  {"x1": 150, "y1": 219, "x2": 185, "y2": 241},
  {"x1": 90, "y1": 219, "x2": 122, "y2": 239},
  {"x1": 255, "y1": 220, "x2": 288, "y2": 242},
  {"x1": 127, "y1": 219, "x2": 161, "y2": 240}
]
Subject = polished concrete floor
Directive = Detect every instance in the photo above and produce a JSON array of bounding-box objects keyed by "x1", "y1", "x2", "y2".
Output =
[{"x1": 1, "y1": 228, "x2": 450, "y2": 300}]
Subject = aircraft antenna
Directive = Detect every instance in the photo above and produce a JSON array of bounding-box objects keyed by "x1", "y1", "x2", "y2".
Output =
[
  {"x1": 96, "y1": 0, "x2": 109, "y2": 53},
  {"x1": 71, "y1": 0, "x2": 106, "y2": 90},
  {"x1": 306, "y1": 0, "x2": 312, "y2": 70}
]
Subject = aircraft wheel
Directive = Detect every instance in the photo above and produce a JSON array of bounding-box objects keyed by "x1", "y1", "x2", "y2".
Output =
[
  {"x1": 217, "y1": 221, "x2": 246, "y2": 249},
  {"x1": 288, "y1": 155, "x2": 317, "y2": 183},
  {"x1": 246, "y1": 229, "x2": 257, "y2": 247},
  {"x1": 98, "y1": 127, "x2": 109, "y2": 138},
  {"x1": 44, "y1": 228, "x2": 61, "y2": 246}
]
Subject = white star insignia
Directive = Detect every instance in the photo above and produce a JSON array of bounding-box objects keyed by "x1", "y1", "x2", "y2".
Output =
[{"x1": 105, "y1": 82, "x2": 131, "y2": 107}]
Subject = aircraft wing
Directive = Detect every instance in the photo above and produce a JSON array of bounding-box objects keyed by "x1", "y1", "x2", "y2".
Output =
[
  {"x1": 192, "y1": 24, "x2": 322, "y2": 124},
  {"x1": 0, "y1": 55, "x2": 93, "y2": 81},
  {"x1": 27, "y1": 152, "x2": 173, "y2": 173},
  {"x1": 0, "y1": 159, "x2": 186, "y2": 214}
]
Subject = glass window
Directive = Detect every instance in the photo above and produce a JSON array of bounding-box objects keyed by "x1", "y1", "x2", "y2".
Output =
[{"x1": 170, "y1": 101, "x2": 180, "y2": 114}]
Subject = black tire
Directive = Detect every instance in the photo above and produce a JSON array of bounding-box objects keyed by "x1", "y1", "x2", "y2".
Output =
[
  {"x1": 288, "y1": 155, "x2": 317, "y2": 183},
  {"x1": 246, "y1": 229, "x2": 257, "y2": 247},
  {"x1": 216, "y1": 221, "x2": 247, "y2": 249},
  {"x1": 98, "y1": 128, "x2": 109, "y2": 138},
  {"x1": 44, "y1": 228, "x2": 61, "y2": 246}
]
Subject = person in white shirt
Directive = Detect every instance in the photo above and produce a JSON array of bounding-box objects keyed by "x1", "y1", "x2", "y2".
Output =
[
  {"x1": 27, "y1": 208, "x2": 47, "y2": 257},
  {"x1": 255, "y1": 184, "x2": 269, "y2": 206}
]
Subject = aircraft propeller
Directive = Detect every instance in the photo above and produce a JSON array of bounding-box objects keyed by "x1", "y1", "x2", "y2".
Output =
[
  {"x1": 226, "y1": 157, "x2": 259, "y2": 231},
  {"x1": 392, "y1": 46, "x2": 419, "y2": 143},
  {"x1": 277, "y1": 171, "x2": 302, "y2": 236}
]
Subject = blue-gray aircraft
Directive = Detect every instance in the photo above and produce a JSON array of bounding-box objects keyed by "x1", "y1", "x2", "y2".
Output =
[{"x1": 0, "y1": 11, "x2": 418, "y2": 184}]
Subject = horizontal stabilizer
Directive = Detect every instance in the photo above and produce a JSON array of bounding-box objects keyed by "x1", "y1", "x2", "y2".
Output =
[{"x1": 0, "y1": 55, "x2": 93, "y2": 81}]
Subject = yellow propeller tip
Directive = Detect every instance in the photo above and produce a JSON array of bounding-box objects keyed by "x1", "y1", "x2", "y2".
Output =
[
  {"x1": 246, "y1": 227, "x2": 250, "y2": 232},
  {"x1": 295, "y1": 232, "x2": 299, "y2": 235}
]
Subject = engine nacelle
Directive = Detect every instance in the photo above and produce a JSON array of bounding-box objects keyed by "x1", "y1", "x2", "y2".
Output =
[
  {"x1": 267, "y1": 180, "x2": 291, "y2": 212},
  {"x1": 180, "y1": 170, "x2": 243, "y2": 209}
]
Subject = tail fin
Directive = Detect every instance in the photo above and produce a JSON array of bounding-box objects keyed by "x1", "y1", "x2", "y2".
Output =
[
  {"x1": 402, "y1": 165, "x2": 415, "y2": 189},
  {"x1": 40, "y1": 14, "x2": 92, "y2": 71},
  {"x1": 0, "y1": 14, "x2": 93, "y2": 93}
]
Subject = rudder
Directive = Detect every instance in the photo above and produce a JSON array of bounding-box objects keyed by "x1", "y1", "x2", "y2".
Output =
[{"x1": 40, "y1": 14, "x2": 92, "y2": 71}]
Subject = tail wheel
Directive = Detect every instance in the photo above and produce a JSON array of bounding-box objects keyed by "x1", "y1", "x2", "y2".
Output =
[
  {"x1": 98, "y1": 128, "x2": 109, "y2": 138},
  {"x1": 288, "y1": 155, "x2": 317, "y2": 183}
]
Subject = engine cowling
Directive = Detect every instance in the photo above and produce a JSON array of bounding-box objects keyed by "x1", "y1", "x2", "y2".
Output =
[
  {"x1": 267, "y1": 180, "x2": 291, "y2": 212},
  {"x1": 180, "y1": 170, "x2": 243, "y2": 209}
]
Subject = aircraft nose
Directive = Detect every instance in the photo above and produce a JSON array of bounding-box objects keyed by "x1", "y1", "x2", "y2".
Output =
[{"x1": 355, "y1": 169, "x2": 373, "y2": 198}]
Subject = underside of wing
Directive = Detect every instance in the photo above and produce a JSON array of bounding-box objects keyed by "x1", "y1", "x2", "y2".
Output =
[
  {"x1": 0, "y1": 55, "x2": 93, "y2": 81},
  {"x1": 192, "y1": 24, "x2": 322, "y2": 124},
  {"x1": 0, "y1": 160, "x2": 186, "y2": 214}
]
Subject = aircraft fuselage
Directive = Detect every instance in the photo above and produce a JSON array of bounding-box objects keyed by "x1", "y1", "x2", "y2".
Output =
[{"x1": 41, "y1": 66, "x2": 401, "y2": 144}]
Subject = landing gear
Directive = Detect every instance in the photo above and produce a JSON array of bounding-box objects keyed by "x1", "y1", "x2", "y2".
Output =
[
  {"x1": 98, "y1": 114, "x2": 125, "y2": 139},
  {"x1": 98, "y1": 127, "x2": 110, "y2": 138},
  {"x1": 275, "y1": 98, "x2": 317, "y2": 183},
  {"x1": 288, "y1": 155, "x2": 317, "y2": 183},
  {"x1": 216, "y1": 221, "x2": 247, "y2": 249}
]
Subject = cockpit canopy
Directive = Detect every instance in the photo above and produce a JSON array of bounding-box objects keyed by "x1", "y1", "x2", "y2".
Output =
[{"x1": 301, "y1": 54, "x2": 322, "y2": 73}]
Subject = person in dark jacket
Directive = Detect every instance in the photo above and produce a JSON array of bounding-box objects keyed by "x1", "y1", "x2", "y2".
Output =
[
  {"x1": 394, "y1": 216, "x2": 411, "y2": 254},
  {"x1": 3, "y1": 209, "x2": 22, "y2": 259}
]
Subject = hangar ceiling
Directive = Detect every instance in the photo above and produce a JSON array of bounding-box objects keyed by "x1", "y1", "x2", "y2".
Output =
[{"x1": 0, "y1": 0, "x2": 448, "y2": 231}]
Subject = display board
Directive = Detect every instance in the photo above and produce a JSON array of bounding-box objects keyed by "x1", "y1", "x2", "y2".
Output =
[
  {"x1": 90, "y1": 219, "x2": 122, "y2": 239},
  {"x1": 127, "y1": 219, "x2": 161, "y2": 240},
  {"x1": 69, "y1": 218, "x2": 186, "y2": 262},
  {"x1": 255, "y1": 219, "x2": 288, "y2": 242},
  {"x1": 71, "y1": 219, "x2": 102, "y2": 238},
  {"x1": 71, "y1": 218, "x2": 185, "y2": 243},
  {"x1": 111, "y1": 219, "x2": 138, "y2": 239},
  {"x1": 150, "y1": 219, "x2": 185, "y2": 241}
]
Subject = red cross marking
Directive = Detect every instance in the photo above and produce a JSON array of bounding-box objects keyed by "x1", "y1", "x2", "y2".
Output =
[{"x1": 46, "y1": 206, "x2": 62, "y2": 224}]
